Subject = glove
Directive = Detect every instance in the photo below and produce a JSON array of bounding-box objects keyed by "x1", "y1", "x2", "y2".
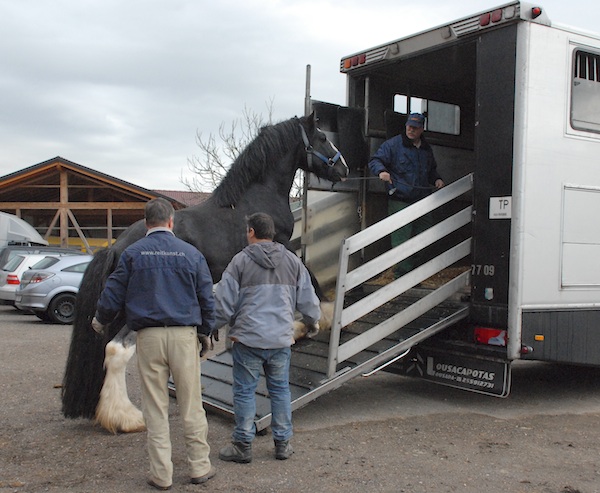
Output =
[
  {"x1": 91, "y1": 317, "x2": 105, "y2": 335},
  {"x1": 198, "y1": 334, "x2": 213, "y2": 357}
]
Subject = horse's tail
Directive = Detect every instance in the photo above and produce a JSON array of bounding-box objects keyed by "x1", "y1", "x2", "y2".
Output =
[
  {"x1": 308, "y1": 267, "x2": 328, "y2": 302},
  {"x1": 61, "y1": 247, "x2": 120, "y2": 419}
]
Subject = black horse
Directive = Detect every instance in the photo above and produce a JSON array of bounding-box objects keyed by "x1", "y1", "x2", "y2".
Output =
[{"x1": 62, "y1": 113, "x2": 348, "y2": 433}]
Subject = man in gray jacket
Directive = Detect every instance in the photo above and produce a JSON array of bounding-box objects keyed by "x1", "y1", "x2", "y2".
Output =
[{"x1": 214, "y1": 212, "x2": 321, "y2": 463}]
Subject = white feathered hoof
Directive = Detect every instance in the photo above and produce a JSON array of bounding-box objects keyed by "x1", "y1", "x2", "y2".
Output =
[
  {"x1": 292, "y1": 320, "x2": 311, "y2": 342},
  {"x1": 292, "y1": 301, "x2": 334, "y2": 342},
  {"x1": 95, "y1": 340, "x2": 145, "y2": 434}
]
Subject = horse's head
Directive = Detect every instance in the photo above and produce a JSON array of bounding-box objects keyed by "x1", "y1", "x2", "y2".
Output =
[{"x1": 299, "y1": 113, "x2": 349, "y2": 183}]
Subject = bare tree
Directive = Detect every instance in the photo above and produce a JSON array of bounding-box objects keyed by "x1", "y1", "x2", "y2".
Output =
[{"x1": 181, "y1": 102, "x2": 305, "y2": 198}]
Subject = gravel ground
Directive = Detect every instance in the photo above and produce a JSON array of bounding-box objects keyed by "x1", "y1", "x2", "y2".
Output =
[{"x1": 2, "y1": 304, "x2": 600, "y2": 493}]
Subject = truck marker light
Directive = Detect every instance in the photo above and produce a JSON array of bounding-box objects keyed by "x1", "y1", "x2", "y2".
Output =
[
  {"x1": 480, "y1": 13, "x2": 491, "y2": 26},
  {"x1": 531, "y1": 7, "x2": 543, "y2": 19},
  {"x1": 534, "y1": 334, "x2": 545, "y2": 341},
  {"x1": 343, "y1": 54, "x2": 366, "y2": 70},
  {"x1": 491, "y1": 9, "x2": 503, "y2": 23},
  {"x1": 504, "y1": 6, "x2": 516, "y2": 19}
]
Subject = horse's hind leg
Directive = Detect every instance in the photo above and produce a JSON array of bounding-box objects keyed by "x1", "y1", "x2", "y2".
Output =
[
  {"x1": 292, "y1": 301, "x2": 334, "y2": 342},
  {"x1": 95, "y1": 326, "x2": 145, "y2": 434}
]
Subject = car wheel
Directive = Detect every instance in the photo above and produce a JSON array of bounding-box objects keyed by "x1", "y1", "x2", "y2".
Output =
[{"x1": 48, "y1": 293, "x2": 77, "y2": 324}]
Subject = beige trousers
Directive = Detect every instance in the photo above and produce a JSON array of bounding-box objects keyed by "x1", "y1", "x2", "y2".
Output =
[{"x1": 136, "y1": 326, "x2": 211, "y2": 487}]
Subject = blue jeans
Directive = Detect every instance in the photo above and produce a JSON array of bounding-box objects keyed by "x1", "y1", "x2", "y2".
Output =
[{"x1": 231, "y1": 342, "x2": 292, "y2": 443}]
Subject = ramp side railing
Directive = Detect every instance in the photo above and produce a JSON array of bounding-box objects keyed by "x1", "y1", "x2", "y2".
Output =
[{"x1": 326, "y1": 173, "x2": 474, "y2": 378}]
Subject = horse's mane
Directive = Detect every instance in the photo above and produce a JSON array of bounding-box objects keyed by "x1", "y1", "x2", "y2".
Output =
[{"x1": 211, "y1": 116, "x2": 302, "y2": 207}]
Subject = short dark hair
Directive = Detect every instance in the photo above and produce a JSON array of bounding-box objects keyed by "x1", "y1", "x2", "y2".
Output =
[
  {"x1": 246, "y1": 212, "x2": 275, "y2": 240},
  {"x1": 145, "y1": 198, "x2": 174, "y2": 227}
]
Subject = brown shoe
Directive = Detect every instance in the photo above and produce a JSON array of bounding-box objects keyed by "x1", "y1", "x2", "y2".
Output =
[
  {"x1": 147, "y1": 478, "x2": 172, "y2": 490},
  {"x1": 191, "y1": 465, "x2": 216, "y2": 484}
]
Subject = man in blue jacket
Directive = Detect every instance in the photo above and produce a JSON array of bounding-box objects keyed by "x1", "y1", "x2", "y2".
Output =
[
  {"x1": 368, "y1": 112, "x2": 445, "y2": 278},
  {"x1": 92, "y1": 198, "x2": 216, "y2": 491},
  {"x1": 214, "y1": 212, "x2": 321, "y2": 463}
]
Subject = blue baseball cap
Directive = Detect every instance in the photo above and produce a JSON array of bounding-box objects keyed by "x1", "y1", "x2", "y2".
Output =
[{"x1": 406, "y1": 113, "x2": 425, "y2": 128}]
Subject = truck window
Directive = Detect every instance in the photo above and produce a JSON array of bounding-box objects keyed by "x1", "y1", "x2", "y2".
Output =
[
  {"x1": 571, "y1": 50, "x2": 600, "y2": 133},
  {"x1": 394, "y1": 95, "x2": 423, "y2": 114},
  {"x1": 426, "y1": 100, "x2": 461, "y2": 135},
  {"x1": 394, "y1": 95, "x2": 461, "y2": 135}
]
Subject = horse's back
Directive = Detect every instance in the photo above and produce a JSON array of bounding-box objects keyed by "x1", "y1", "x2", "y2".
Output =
[
  {"x1": 172, "y1": 195, "x2": 296, "y2": 283},
  {"x1": 173, "y1": 200, "x2": 247, "y2": 282}
]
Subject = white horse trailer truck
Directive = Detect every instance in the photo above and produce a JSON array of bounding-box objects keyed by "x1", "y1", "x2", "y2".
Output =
[
  {"x1": 303, "y1": 1, "x2": 600, "y2": 397},
  {"x1": 198, "y1": 2, "x2": 600, "y2": 429}
]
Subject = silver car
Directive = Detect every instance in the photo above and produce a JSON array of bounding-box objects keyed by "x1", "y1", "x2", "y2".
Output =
[
  {"x1": 15, "y1": 254, "x2": 93, "y2": 324},
  {"x1": 0, "y1": 254, "x2": 58, "y2": 305}
]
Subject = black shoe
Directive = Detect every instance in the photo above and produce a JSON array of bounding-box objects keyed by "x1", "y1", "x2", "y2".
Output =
[
  {"x1": 191, "y1": 465, "x2": 216, "y2": 484},
  {"x1": 219, "y1": 441, "x2": 252, "y2": 463},
  {"x1": 147, "y1": 479, "x2": 172, "y2": 491},
  {"x1": 274, "y1": 440, "x2": 293, "y2": 460}
]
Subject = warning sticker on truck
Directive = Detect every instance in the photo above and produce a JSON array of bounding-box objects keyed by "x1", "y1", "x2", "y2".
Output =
[{"x1": 489, "y1": 196, "x2": 512, "y2": 219}]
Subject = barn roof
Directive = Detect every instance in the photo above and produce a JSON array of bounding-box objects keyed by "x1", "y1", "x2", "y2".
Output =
[
  {"x1": 0, "y1": 156, "x2": 186, "y2": 208},
  {"x1": 153, "y1": 190, "x2": 211, "y2": 207}
]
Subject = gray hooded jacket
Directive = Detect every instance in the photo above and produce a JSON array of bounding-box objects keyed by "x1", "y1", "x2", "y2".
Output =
[{"x1": 214, "y1": 241, "x2": 321, "y2": 349}]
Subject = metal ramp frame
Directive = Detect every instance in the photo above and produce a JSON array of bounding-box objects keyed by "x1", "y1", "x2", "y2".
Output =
[{"x1": 184, "y1": 175, "x2": 474, "y2": 431}]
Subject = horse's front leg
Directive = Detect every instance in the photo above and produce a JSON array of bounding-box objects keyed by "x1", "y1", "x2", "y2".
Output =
[{"x1": 95, "y1": 325, "x2": 145, "y2": 434}]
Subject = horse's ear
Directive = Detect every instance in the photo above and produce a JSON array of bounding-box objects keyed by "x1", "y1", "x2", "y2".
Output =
[{"x1": 308, "y1": 111, "x2": 317, "y2": 131}]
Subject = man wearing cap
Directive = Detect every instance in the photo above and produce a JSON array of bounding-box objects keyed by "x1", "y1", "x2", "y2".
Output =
[{"x1": 368, "y1": 112, "x2": 445, "y2": 278}]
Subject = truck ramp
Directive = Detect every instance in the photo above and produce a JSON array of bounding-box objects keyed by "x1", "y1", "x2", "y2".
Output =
[{"x1": 193, "y1": 288, "x2": 468, "y2": 431}]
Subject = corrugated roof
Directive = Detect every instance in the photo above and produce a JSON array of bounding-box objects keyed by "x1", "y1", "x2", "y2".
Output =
[{"x1": 153, "y1": 190, "x2": 211, "y2": 207}]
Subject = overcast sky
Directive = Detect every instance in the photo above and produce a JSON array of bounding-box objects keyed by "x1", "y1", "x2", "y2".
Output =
[{"x1": 1, "y1": 0, "x2": 598, "y2": 191}]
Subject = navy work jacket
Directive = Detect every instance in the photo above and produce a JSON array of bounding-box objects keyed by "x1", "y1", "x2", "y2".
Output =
[
  {"x1": 96, "y1": 229, "x2": 215, "y2": 334},
  {"x1": 368, "y1": 133, "x2": 441, "y2": 203}
]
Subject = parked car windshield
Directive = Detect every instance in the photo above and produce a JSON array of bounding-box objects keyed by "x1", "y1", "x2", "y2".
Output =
[{"x1": 3, "y1": 255, "x2": 27, "y2": 272}]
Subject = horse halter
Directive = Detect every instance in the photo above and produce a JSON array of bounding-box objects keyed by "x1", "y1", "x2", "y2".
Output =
[{"x1": 299, "y1": 122, "x2": 342, "y2": 173}]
